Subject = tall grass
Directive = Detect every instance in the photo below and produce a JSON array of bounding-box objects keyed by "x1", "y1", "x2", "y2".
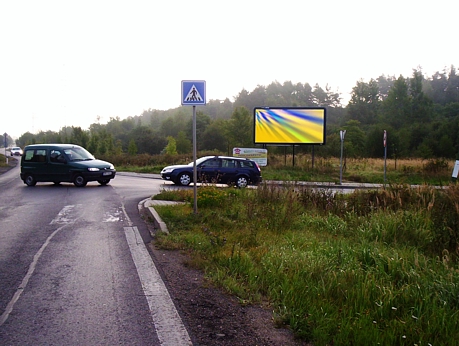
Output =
[{"x1": 153, "y1": 184, "x2": 459, "y2": 345}]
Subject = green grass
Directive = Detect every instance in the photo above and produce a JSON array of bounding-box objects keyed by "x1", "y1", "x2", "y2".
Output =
[{"x1": 152, "y1": 184, "x2": 459, "y2": 345}]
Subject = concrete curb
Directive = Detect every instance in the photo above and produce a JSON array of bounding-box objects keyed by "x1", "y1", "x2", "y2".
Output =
[{"x1": 142, "y1": 199, "x2": 185, "y2": 234}]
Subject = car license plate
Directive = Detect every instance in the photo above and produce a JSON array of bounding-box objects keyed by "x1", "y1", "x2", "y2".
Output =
[{"x1": 103, "y1": 172, "x2": 112, "y2": 176}]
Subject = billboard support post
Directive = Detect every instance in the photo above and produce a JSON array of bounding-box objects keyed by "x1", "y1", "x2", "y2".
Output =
[
  {"x1": 292, "y1": 145, "x2": 295, "y2": 167},
  {"x1": 312, "y1": 145, "x2": 315, "y2": 169}
]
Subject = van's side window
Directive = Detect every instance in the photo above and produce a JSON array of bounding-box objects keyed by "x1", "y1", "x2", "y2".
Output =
[
  {"x1": 23, "y1": 149, "x2": 47, "y2": 162},
  {"x1": 33, "y1": 150, "x2": 47, "y2": 163},
  {"x1": 50, "y1": 150, "x2": 64, "y2": 163},
  {"x1": 23, "y1": 150, "x2": 34, "y2": 161}
]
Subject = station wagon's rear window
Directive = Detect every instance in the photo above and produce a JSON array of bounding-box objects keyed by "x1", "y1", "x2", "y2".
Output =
[{"x1": 240, "y1": 161, "x2": 254, "y2": 168}]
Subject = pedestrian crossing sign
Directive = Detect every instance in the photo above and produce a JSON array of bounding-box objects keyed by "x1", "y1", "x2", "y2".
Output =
[{"x1": 181, "y1": 80, "x2": 206, "y2": 106}]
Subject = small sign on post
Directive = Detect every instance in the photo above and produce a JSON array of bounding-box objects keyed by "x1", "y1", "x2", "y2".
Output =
[
  {"x1": 232, "y1": 148, "x2": 268, "y2": 166},
  {"x1": 181, "y1": 80, "x2": 206, "y2": 215}
]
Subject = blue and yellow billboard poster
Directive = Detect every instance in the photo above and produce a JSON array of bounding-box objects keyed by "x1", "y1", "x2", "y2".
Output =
[{"x1": 254, "y1": 107, "x2": 326, "y2": 145}]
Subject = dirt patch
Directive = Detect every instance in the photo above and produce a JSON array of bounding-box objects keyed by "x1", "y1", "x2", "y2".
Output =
[{"x1": 142, "y1": 208, "x2": 310, "y2": 346}]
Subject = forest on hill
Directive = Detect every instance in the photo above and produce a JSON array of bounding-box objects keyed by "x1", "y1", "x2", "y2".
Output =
[{"x1": 11, "y1": 65, "x2": 459, "y2": 160}]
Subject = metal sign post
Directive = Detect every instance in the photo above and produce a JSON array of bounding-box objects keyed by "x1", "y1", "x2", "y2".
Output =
[
  {"x1": 192, "y1": 105, "x2": 197, "y2": 214},
  {"x1": 339, "y1": 130, "x2": 346, "y2": 185},
  {"x1": 3, "y1": 132, "x2": 8, "y2": 164},
  {"x1": 383, "y1": 130, "x2": 387, "y2": 183},
  {"x1": 181, "y1": 80, "x2": 206, "y2": 214}
]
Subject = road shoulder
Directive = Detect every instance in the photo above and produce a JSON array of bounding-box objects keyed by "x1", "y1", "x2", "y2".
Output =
[{"x1": 141, "y1": 199, "x2": 309, "y2": 346}]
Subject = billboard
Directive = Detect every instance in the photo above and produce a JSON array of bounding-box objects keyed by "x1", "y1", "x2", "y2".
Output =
[{"x1": 254, "y1": 107, "x2": 326, "y2": 145}]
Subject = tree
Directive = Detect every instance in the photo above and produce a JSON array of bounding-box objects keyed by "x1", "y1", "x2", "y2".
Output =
[
  {"x1": 376, "y1": 75, "x2": 395, "y2": 101},
  {"x1": 381, "y1": 75, "x2": 411, "y2": 128},
  {"x1": 164, "y1": 136, "x2": 178, "y2": 155},
  {"x1": 129, "y1": 126, "x2": 165, "y2": 154},
  {"x1": 176, "y1": 131, "x2": 192, "y2": 154},
  {"x1": 428, "y1": 69, "x2": 449, "y2": 105},
  {"x1": 70, "y1": 126, "x2": 89, "y2": 148},
  {"x1": 346, "y1": 79, "x2": 380, "y2": 124},
  {"x1": 225, "y1": 107, "x2": 253, "y2": 148},
  {"x1": 292, "y1": 82, "x2": 314, "y2": 106},
  {"x1": 365, "y1": 125, "x2": 389, "y2": 158},
  {"x1": 445, "y1": 65, "x2": 459, "y2": 104},
  {"x1": 200, "y1": 119, "x2": 228, "y2": 152},
  {"x1": 128, "y1": 139, "x2": 138, "y2": 155},
  {"x1": 342, "y1": 120, "x2": 366, "y2": 158},
  {"x1": 409, "y1": 69, "x2": 433, "y2": 123},
  {"x1": 185, "y1": 112, "x2": 211, "y2": 150},
  {"x1": 312, "y1": 84, "x2": 341, "y2": 107}
]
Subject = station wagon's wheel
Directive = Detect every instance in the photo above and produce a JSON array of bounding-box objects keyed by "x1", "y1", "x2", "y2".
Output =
[
  {"x1": 73, "y1": 174, "x2": 87, "y2": 187},
  {"x1": 177, "y1": 172, "x2": 192, "y2": 186},
  {"x1": 98, "y1": 179, "x2": 110, "y2": 185},
  {"x1": 236, "y1": 176, "x2": 249, "y2": 188},
  {"x1": 24, "y1": 174, "x2": 37, "y2": 187}
]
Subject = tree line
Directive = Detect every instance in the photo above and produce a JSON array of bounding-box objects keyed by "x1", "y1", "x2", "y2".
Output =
[{"x1": 15, "y1": 64, "x2": 459, "y2": 160}]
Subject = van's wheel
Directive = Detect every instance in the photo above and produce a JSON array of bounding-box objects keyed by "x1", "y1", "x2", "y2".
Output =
[
  {"x1": 236, "y1": 176, "x2": 249, "y2": 188},
  {"x1": 73, "y1": 174, "x2": 87, "y2": 187},
  {"x1": 24, "y1": 175, "x2": 37, "y2": 186},
  {"x1": 98, "y1": 179, "x2": 110, "y2": 185}
]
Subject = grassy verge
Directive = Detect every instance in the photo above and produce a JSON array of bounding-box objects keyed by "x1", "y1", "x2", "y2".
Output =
[
  {"x1": 0, "y1": 154, "x2": 7, "y2": 167},
  {"x1": 115, "y1": 156, "x2": 455, "y2": 185},
  {"x1": 152, "y1": 184, "x2": 459, "y2": 345}
]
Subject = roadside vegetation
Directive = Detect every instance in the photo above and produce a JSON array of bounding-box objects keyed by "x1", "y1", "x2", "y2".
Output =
[
  {"x1": 0, "y1": 154, "x2": 7, "y2": 167},
  {"x1": 150, "y1": 161, "x2": 459, "y2": 345},
  {"x1": 110, "y1": 153, "x2": 454, "y2": 186}
]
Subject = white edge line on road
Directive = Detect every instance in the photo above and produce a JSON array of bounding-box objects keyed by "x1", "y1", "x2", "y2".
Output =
[{"x1": 123, "y1": 226, "x2": 192, "y2": 346}]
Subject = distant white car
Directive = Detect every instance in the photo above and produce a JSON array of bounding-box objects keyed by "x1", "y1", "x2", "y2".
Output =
[{"x1": 10, "y1": 147, "x2": 23, "y2": 156}]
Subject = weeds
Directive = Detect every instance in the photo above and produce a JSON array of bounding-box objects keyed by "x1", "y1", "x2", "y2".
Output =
[{"x1": 154, "y1": 183, "x2": 459, "y2": 345}]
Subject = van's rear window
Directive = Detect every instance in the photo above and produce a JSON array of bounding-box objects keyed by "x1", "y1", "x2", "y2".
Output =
[{"x1": 24, "y1": 149, "x2": 47, "y2": 162}]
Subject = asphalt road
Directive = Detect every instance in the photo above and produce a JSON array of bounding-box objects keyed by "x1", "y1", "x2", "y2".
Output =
[{"x1": 0, "y1": 161, "x2": 191, "y2": 346}]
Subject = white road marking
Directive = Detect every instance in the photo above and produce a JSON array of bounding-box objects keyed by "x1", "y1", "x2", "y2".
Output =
[
  {"x1": 49, "y1": 204, "x2": 78, "y2": 224},
  {"x1": 0, "y1": 205, "x2": 81, "y2": 325},
  {"x1": 0, "y1": 225, "x2": 66, "y2": 326},
  {"x1": 123, "y1": 226, "x2": 192, "y2": 346}
]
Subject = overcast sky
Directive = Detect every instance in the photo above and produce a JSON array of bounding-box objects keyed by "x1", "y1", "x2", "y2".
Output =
[{"x1": 1, "y1": 0, "x2": 457, "y2": 140}]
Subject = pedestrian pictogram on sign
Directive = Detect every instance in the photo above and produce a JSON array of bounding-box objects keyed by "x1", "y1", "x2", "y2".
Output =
[
  {"x1": 184, "y1": 85, "x2": 203, "y2": 102},
  {"x1": 181, "y1": 80, "x2": 206, "y2": 106}
]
